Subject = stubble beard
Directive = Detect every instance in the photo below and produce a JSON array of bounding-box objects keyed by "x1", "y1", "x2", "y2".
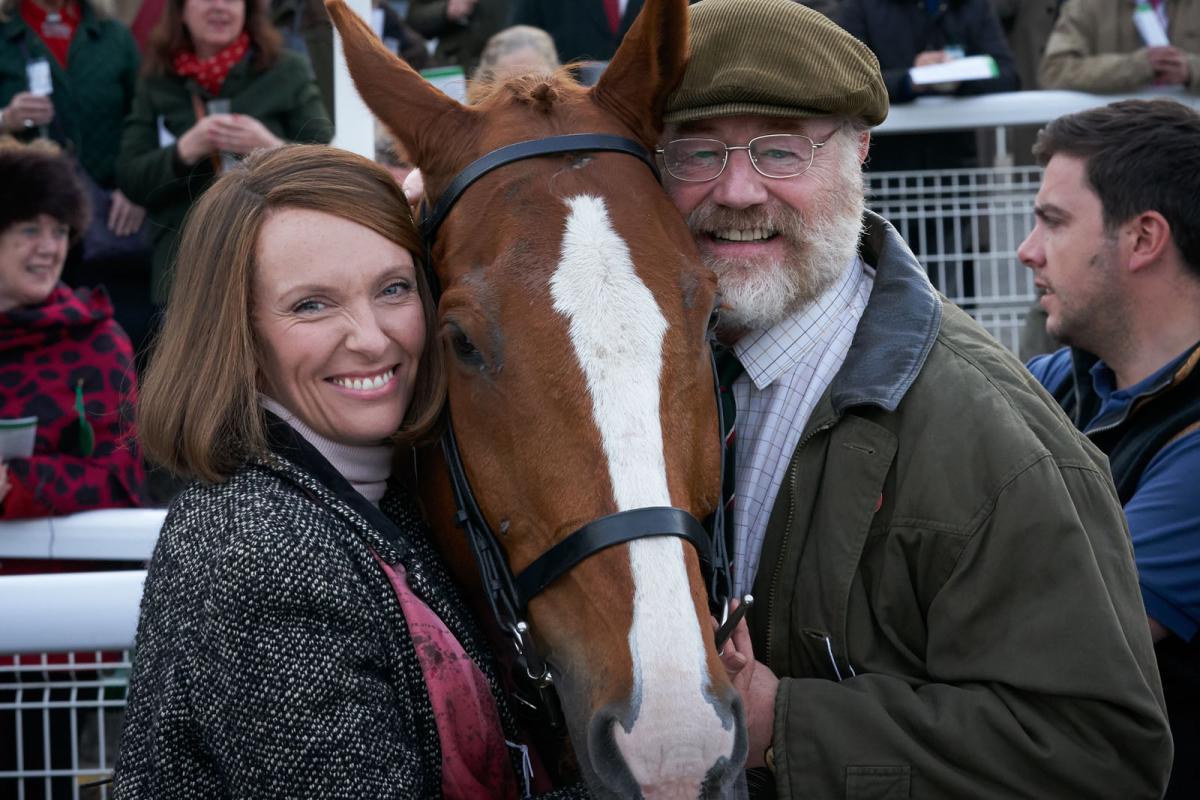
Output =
[
  {"x1": 688, "y1": 138, "x2": 867, "y2": 335},
  {"x1": 1046, "y1": 241, "x2": 1126, "y2": 356}
]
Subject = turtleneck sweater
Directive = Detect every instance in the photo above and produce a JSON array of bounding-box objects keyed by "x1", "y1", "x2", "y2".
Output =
[{"x1": 259, "y1": 396, "x2": 392, "y2": 506}]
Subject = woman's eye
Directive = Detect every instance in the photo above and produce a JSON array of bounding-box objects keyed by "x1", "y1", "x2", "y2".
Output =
[
  {"x1": 293, "y1": 298, "x2": 326, "y2": 314},
  {"x1": 381, "y1": 280, "x2": 412, "y2": 298}
]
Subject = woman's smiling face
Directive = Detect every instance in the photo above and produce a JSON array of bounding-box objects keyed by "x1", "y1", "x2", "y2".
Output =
[{"x1": 252, "y1": 208, "x2": 426, "y2": 447}]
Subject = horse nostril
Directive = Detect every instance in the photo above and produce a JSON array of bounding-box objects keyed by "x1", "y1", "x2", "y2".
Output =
[{"x1": 587, "y1": 708, "x2": 643, "y2": 799}]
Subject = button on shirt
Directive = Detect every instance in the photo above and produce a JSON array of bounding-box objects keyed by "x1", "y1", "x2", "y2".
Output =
[{"x1": 729, "y1": 257, "x2": 874, "y2": 595}]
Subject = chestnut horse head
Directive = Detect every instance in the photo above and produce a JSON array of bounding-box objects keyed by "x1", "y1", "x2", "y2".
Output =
[{"x1": 326, "y1": 1, "x2": 745, "y2": 796}]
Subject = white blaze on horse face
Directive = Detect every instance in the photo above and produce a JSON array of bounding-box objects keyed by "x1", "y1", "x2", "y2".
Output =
[{"x1": 550, "y1": 195, "x2": 736, "y2": 797}]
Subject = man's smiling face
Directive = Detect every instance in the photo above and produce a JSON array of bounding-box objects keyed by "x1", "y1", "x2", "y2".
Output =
[{"x1": 661, "y1": 114, "x2": 868, "y2": 336}]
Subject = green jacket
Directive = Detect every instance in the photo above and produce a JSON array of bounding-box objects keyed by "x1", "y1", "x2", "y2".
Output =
[
  {"x1": 0, "y1": 1, "x2": 139, "y2": 187},
  {"x1": 750, "y1": 213, "x2": 1172, "y2": 798},
  {"x1": 116, "y1": 50, "x2": 332, "y2": 303}
]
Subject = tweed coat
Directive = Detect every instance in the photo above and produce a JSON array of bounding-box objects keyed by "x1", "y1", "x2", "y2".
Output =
[{"x1": 113, "y1": 418, "x2": 586, "y2": 799}]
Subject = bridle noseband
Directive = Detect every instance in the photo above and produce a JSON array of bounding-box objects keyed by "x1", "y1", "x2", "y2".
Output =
[{"x1": 420, "y1": 133, "x2": 735, "y2": 716}]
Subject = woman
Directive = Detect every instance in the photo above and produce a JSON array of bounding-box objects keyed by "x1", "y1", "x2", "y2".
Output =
[
  {"x1": 0, "y1": 0, "x2": 145, "y2": 241},
  {"x1": 114, "y1": 145, "x2": 577, "y2": 799},
  {"x1": 0, "y1": 138, "x2": 145, "y2": 520},
  {"x1": 116, "y1": 0, "x2": 331, "y2": 306}
]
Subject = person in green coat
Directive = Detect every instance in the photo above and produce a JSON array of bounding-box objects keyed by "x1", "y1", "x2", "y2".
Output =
[
  {"x1": 663, "y1": 1, "x2": 1172, "y2": 797},
  {"x1": 117, "y1": 0, "x2": 331, "y2": 304},
  {"x1": 1, "y1": 0, "x2": 145, "y2": 241}
]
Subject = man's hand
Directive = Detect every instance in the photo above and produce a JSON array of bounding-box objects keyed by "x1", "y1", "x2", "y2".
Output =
[
  {"x1": 913, "y1": 50, "x2": 950, "y2": 68},
  {"x1": 209, "y1": 114, "x2": 283, "y2": 156},
  {"x1": 911, "y1": 51, "x2": 960, "y2": 94},
  {"x1": 1, "y1": 92, "x2": 55, "y2": 131},
  {"x1": 446, "y1": 0, "x2": 478, "y2": 23},
  {"x1": 716, "y1": 602, "x2": 779, "y2": 769},
  {"x1": 1147, "y1": 46, "x2": 1190, "y2": 86},
  {"x1": 0, "y1": 462, "x2": 10, "y2": 505},
  {"x1": 402, "y1": 168, "x2": 425, "y2": 213},
  {"x1": 107, "y1": 189, "x2": 146, "y2": 237}
]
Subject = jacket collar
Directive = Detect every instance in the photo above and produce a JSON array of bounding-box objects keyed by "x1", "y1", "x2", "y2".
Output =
[
  {"x1": 2, "y1": 1, "x2": 101, "y2": 48},
  {"x1": 1070, "y1": 339, "x2": 1200, "y2": 432},
  {"x1": 828, "y1": 209, "x2": 942, "y2": 414},
  {"x1": 260, "y1": 410, "x2": 411, "y2": 560}
]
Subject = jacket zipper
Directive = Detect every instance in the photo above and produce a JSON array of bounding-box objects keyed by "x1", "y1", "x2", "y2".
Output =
[{"x1": 763, "y1": 418, "x2": 838, "y2": 667}]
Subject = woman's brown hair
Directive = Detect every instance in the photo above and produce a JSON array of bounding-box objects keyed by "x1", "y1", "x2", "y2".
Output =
[
  {"x1": 141, "y1": 0, "x2": 282, "y2": 77},
  {"x1": 139, "y1": 144, "x2": 445, "y2": 482}
]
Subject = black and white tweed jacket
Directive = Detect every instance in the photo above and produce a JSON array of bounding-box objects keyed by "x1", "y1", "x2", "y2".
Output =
[{"x1": 114, "y1": 419, "x2": 585, "y2": 799}]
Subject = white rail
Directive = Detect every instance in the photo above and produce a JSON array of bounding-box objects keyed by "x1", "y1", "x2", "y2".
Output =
[
  {"x1": 875, "y1": 87, "x2": 1200, "y2": 135},
  {"x1": 0, "y1": 508, "x2": 164, "y2": 561},
  {"x1": 0, "y1": 570, "x2": 146, "y2": 653}
]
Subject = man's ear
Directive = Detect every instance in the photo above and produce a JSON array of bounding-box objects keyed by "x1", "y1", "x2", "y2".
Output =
[
  {"x1": 856, "y1": 130, "x2": 871, "y2": 165},
  {"x1": 1126, "y1": 211, "x2": 1173, "y2": 274}
]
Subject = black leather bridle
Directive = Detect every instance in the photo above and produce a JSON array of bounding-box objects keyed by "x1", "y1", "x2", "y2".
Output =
[{"x1": 419, "y1": 134, "x2": 735, "y2": 714}]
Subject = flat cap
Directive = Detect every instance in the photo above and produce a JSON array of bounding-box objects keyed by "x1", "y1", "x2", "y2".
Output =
[{"x1": 665, "y1": 0, "x2": 889, "y2": 127}]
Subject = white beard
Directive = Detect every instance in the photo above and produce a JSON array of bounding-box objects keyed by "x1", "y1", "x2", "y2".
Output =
[{"x1": 688, "y1": 135, "x2": 867, "y2": 335}]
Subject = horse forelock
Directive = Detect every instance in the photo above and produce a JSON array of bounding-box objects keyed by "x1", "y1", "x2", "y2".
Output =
[{"x1": 470, "y1": 69, "x2": 586, "y2": 112}]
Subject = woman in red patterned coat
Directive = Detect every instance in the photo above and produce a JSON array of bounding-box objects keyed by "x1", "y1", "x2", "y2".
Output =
[{"x1": 0, "y1": 138, "x2": 145, "y2": 519}]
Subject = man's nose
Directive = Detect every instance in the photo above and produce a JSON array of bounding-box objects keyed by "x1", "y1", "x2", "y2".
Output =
[
  {"x1": 709, "y1": 149, "x2": 769, "y2": 210},
  {"x1": 1017, "y1": 227, "x2": 1041, "y2": 269}
]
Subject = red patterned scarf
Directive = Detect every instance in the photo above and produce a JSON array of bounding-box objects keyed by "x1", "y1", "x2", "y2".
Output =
[{"x1": 172, "y1": 31, "x2": 249, "y2": 96}]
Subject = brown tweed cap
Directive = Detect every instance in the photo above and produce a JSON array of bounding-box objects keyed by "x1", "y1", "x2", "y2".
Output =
[{"x1": 665, "y1": 0, "x2": 889, "y2": 127}]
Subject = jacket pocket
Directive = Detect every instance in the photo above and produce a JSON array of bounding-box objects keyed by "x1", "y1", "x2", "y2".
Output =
[
  {"x1": 798, "y1": 628, "x2": 856, "y2": 682},
  {"x1": 846, "y1": 765, "x2": 910, "y2": 799}
]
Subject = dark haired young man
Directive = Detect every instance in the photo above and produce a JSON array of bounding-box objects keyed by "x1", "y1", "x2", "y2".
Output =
[{"x1": 1020, "y1": 98, "x2": 1200, "y2": 800}]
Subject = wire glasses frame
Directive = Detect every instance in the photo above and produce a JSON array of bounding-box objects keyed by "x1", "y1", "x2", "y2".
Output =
[{"x1": 655, "y1": 133, "x2": 833, "y2": 182}]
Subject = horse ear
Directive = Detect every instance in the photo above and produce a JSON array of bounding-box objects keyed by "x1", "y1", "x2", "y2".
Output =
[
  {"x1": 324, "y1": 0, "x2": 475, "y2": 167},
  {"x1": 590, "y1": 0, "x2": 690, "y2": 147}
]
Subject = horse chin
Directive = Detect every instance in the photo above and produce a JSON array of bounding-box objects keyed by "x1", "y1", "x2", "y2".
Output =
[{"x1": 554, "y1": 673, "x2": 749, "y2": 800}]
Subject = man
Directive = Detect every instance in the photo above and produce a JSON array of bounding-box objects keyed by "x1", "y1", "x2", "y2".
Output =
[
  {"x1": 512, "y1": 0, "x2": 644, "y2": 64},
  {"x1": 838, "y1": 0, "x2": 1019, "y2": 170},
  {"x1": 1039, "y1": 0, "x2": 1200, "y2": 93},
  {"x1": 1020, "y1": 99, "x2": 1200, "y2": 799},
  {"x1": 662, "y1": 1, "x2": 1172, "y2": 796},
  {"x1": 407, "y1": 0, "x2": 511, "y2": 75}
]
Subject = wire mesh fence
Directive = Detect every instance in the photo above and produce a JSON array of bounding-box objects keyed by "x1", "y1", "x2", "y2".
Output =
[
  {"x1": 866, "y1": 165, "x2": 1043, "y2": 354},
  {"x1": 0, "y1": 652, "x2": 128, "y2": 800}
]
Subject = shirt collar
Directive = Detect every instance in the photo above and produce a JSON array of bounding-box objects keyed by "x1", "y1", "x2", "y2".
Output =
[
  {"x1": 1088, "y1": 344, "x2": 1198, "y2": 405},
  {"x1": 734, "y1": 255, "x2": 865, "y2": 390}
]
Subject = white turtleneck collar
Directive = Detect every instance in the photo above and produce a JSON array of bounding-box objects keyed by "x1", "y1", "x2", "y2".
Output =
[{"x1": 259, "y1": 396, "x2": 392, "y2": 506}]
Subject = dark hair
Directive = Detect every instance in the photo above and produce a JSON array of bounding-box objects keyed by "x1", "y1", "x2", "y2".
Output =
[
  {"x1": 142, "y1": 0, "x2": 282, "y2": 77},
  {"x1": 139, "y1": 144, "x2": 445, "y2": 482},
  {"x1": 0, "y1": 138, "x2": 89, "y2": 241},
  {"x1": 1034, "y1": 99, "x2": 1200, "y2": 277}
]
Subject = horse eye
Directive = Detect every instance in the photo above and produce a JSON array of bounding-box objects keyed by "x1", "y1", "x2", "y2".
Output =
[{"x1": 450, "y1": 327, "x2": 482, "y2": 365}]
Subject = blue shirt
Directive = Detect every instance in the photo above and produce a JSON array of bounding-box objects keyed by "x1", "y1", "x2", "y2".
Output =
[{"x1": 1028, "y1": 348, "x2": 1200, "y2": 641}]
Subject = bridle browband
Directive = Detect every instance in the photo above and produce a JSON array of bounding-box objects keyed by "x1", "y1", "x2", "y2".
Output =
[{"x1": 420, "y1": 133, "x2": 734, "y2": 715}]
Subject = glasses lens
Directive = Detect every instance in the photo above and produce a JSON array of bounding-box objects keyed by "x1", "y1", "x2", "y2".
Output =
[
  {"x1": 749, "y1": 135, "x2": 813, "y2": 178},
  {"x1": 663, "y1": 139, "x2": 727, "y2": 182}
]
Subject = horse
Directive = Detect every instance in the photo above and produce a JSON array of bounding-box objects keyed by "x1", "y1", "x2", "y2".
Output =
[{"x1": 325, "y1": 1, "x2": 747, "y2": 797}]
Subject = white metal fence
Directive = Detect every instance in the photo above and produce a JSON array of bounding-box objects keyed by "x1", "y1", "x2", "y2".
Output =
[
  {"x1": 865, "y1": 165, "x2": 1043, "y2": 354},
  {"x1": 1, "y1": 652, "x2": 130, "y2": 800}
]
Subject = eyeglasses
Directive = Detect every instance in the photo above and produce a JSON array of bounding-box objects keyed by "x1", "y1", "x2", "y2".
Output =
[{"x1": 655, "y1": 133, "x2": 833, "y2": 182}]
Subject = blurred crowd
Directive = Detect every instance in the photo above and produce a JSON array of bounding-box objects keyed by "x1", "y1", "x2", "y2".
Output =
[{"x1": 0, "y1": 0, "x2": 1196, "y2": 521}]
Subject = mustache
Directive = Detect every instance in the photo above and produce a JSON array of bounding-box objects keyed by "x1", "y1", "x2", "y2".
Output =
[{"x1": 685, "y1": 203, "x2": 805, "y2": 241}]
